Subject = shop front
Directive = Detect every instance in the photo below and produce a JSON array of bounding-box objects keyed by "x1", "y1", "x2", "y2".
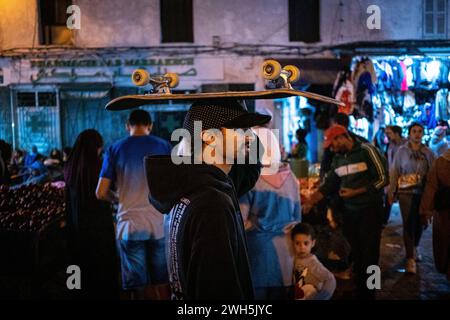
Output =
[
  {"x1": 332, "y1": 54, "x2": 450, "y2": 146},
  {"x1": 0, "y1": 52, "x2": 241, "y2": 153}
]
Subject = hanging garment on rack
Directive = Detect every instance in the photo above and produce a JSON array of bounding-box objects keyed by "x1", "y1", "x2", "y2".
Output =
[
  {"x1": 391, "y1": 91, "x2": 404, "y2": 115},
  {"x1": 365, "y1": 59, "x2": 378, "y2": 85},
  {"x1": 357, "y1": 72, "x2": 375, "y2": 95},
  {"x1": 436, "y1": 88, "x2": 450, "y2": 121},
  {"x1": 352, "y1": 61, "x2": 365, "y2": 91},
  {"x1": 439, "y1": 61, "x2": 450, "y2": 86},
  {"x1": 375, "y1": 60, "x2": 393, "y2": 91},
  {"x1": 333, "y1": 70, "x2": 348, "y2": 97},
  {"x1": 412, "y1": 61, "x2": 422, "y2": 89},
  {"x1": 400, "y1": 61, "x2": 408, "y2": 91},
  {"x1": 426, "y1": 60, "x2": 441, "y2": 84},
  {"x1": 403, "y1": 90, "x2": 416, "y2": 109},
  {"x1": 406, "y1": 65, "x2": 414, "y2": 88},
  {"x1": 335, "y1": 80, "x2": 355, "y2": 115},
  {"x1": 391, "y1": 61, "x2": 405, "y2": 91},
  {"x1": 420, "y1": 103, "x2": 437, "y2": 129}
]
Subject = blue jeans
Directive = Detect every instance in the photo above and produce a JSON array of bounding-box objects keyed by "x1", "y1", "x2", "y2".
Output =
[{"x1": 117, "y1": 238, "x2": 168, "y2": 290}]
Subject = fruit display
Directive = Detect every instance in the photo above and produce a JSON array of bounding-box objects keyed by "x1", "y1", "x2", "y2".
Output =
[{"x1": 0, "y1": 183, "x2": 66, "y2": 232}]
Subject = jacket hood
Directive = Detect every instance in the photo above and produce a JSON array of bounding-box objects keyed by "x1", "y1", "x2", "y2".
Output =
[
  {"x1": 144, "y1": 155, "x2": 231, "y2": 214},
  {"x1": 260, "y1": 163, "x2": 292, "y2": 189}
]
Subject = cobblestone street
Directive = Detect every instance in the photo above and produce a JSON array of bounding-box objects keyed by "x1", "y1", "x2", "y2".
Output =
[
  {"x1": 334, "y1": 204, "x2": 450, "y2": 300},
  {"x1": 377, "y1": 204, "x2": 450, "y2": 300}
]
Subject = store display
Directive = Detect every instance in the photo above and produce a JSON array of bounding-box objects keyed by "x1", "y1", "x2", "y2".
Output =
[{"x1": 344, "y1": 56, "x2": 450, "y2": 142}]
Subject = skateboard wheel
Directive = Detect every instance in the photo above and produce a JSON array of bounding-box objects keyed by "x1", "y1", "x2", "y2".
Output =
[
  {"x1": 164, "y1": 72, "x2": 179, "y2": 88},
  {"x1": 262, "y1": 60, "x2": 282, "y2": 80},
  {"x1": 283, "y1": 65, "x2": 300, "y2": 83},
  {"x1": 132, "y1": 69, "x2": 150, "y2": 86}
]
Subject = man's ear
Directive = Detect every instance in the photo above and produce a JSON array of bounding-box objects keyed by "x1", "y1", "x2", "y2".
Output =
[
  {"x1": 202, "y1": 130, "x2": 216, "y2": 146},
  {"x1": 148, "y1": 123, "x2": 153, "y2": 133},
  {"x1": 126, "y1": 122, "x2": 131, "y2": 132}
]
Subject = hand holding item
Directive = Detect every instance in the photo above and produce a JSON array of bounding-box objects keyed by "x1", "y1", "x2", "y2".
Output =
[{"x1": 295, "y1": 284, "x2": 317, "y2": 300}]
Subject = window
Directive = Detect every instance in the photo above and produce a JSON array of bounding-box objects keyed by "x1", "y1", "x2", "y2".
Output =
[
  {"x1": 424, "y1": 0, "x2": 447, "y2": 37},
  {"x1": 17, "y1": 92, "x2": 57, "y2": 107},
  {"x1": 39, "y1": 0, "x2": 73, "y2": 45},
  {"x1": 160, "y1": 0, "x2": 194, "y2": 43},
  {"x1": 289, "y1": 0, "x2": 320, "y2": 43}
]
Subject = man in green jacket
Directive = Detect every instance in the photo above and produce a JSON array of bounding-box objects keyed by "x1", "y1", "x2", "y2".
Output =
[{"x1": 304, "y1": 124, "x2": 388, "y2": 300}]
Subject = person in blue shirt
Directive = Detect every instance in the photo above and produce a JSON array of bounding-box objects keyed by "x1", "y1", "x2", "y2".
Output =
[
  {"x1": 24, "y1": 145, "x2": 40, "y2": 168},
  {"x1": 96, "y1": 109, "x2": 172, "y2": 299}
]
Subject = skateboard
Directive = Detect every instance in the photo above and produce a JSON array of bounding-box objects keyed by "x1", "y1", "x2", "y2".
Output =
[{"x1": 105, "y1": 60, "x2": 344, "y2": 111}]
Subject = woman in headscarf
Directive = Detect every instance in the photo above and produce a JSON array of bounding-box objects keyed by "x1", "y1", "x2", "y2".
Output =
[{"x1": 64, "y1": 129, "x2": 119, "y2": 299}]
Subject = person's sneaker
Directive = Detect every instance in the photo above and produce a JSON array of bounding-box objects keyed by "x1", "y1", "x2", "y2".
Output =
[
  {"x1": 415, "y1": 247, "x2": 423, "y2": 262},
  {"x1": 406, "y1": 258, "x2": 417, "y2": 274}
]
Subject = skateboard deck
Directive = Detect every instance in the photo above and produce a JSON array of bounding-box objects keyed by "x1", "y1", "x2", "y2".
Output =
[{"x1": 105, "y1": 89, "x2": 344, "y2": 111}]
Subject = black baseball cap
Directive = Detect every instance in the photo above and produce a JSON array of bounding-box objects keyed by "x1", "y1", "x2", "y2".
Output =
[{"x1": 183, "y1": 99, "x2": 271, "y2": 136}]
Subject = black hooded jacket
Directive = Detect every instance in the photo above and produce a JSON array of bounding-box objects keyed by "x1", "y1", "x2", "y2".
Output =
[{"x1": 145, "y1": 156, "x2": 260, "y2": 300}]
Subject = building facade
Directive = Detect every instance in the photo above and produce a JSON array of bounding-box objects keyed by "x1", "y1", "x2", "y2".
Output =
[{"x1": 0, "y1": 0, "x2": 448, "y2": 156}]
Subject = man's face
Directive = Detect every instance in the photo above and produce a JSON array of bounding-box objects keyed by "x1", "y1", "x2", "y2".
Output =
[
  {"x1": 385, "y1": 128, "x2": 396, "y2": 142},
  {"x1": 221, "y1": 128, "x2": 255, "y2": 162},
  {"x1": 409, "y1": 126, "x2": 424, "y2": 144},
  {"x1": 330, "y1": 135, "x2": 348, "y2": 153}
]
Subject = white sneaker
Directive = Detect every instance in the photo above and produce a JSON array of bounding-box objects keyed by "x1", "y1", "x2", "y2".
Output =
[
  {"x1": 415, "y1": 247, "x2": 423, "y2": 262},
  {"x1": 406, "y1": 258, "x2": 417, "y2": 274}
]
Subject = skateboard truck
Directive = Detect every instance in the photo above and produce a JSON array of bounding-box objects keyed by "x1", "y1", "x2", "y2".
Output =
[
  {"x1": 131, "y1": 69, "x2": 179, "y2": 94},
  {"x1": 262, "y1": 60, "x2": 300, "y2": 90}
]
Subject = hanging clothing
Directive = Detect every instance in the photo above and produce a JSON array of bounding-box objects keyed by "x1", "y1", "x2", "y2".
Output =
[
  {"x1": 403, "y1": 91, "x2": 416, "y2": 109},
  {"x1": 391, "y1": 61, "x2": 405, "y2": 91},
  {"x1": 439, "y1": 61, "x2": 449, "y2": 86},
  {"x1": 406, "y1": 65, "x2": 414, "y2": 88},
  {"x1": 419, "y1": 103, "x2": 437, "y2": 129},
  {"x1": 335, "y1": 80, "x2": 355, "y2": 115},
  {"x1": 376, "y1": 60, "x2": 393, "y2": 92},
  {"x1": 436, "y1": 88, "x2": 450, "y2": 121},
  {"x1": 399, "y1": 61, "x2": 408, "y2": 91}
]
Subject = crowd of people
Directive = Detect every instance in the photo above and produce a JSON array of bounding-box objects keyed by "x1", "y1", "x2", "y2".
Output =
[
  {"x1": 0, "y1": 100, "x2": 449, "y2": 301},
  {"x1": 0, "y1": 143, "x2": 72, "y2": 187}
]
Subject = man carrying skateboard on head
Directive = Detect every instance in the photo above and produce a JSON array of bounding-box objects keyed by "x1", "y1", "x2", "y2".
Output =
[{"x1": 145, "y1": 99, "x2": 270, "y2": 300}]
